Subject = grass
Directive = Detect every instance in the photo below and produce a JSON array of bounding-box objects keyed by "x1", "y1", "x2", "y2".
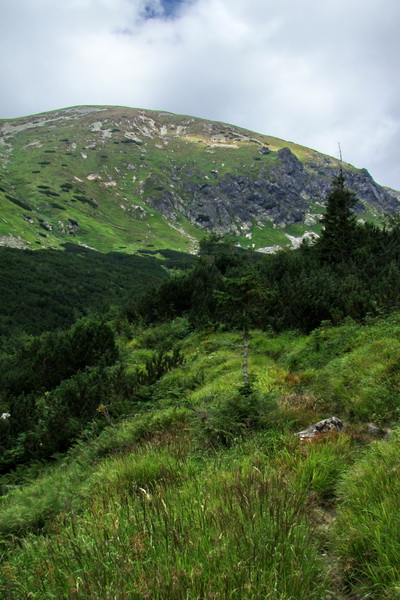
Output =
[
  {"x1": 2, "y1": 314, "x2": 400, "y2": 598},
  {"x1": 285, "y1": 315, "x2": 400, "y2": 421},
  {"x1": 0, "y1": 459, "x2": 88, "y2": 538},
  {"x1": 0, "y1": 436, "x2": 329, "y2": 599},
  {"x1": 335, "y1": 433, "x2": 400, "y2": 599},
  {"x1": 0, "y1": 407, "x2": 189, "y2": 539}
]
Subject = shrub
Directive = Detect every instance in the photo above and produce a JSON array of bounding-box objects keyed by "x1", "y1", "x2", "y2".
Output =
[
  {"x1": 134, "y1": 347, "x2": 185, "y2": 387},
  {"x1": 192, "y1": 385, "x2": 279, "y2": 447},
  {"x1": 134, "y1": 318, "x2": 191, "y2": 351}
]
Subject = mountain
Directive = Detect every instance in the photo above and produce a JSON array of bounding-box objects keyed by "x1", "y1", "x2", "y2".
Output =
[
  {"x1": 1, "y1": 105, "x2": 398, "y2": 253},
  {"x1": 2, "y1": 108, "x2": 400, "y2": 600}
]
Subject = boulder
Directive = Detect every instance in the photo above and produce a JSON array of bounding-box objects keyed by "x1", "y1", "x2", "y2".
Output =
[
  {"x1": 367, "y1": 423, "x2": 381, "y2": 436},
  {"x1": 295, "y1": 416, "x2": 343, "y2": 440}
]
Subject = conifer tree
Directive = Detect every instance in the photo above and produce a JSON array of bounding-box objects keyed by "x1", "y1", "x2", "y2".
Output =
[
  {"x1": 215, "y1": 272, "x2": 267, "y2": 385},
  {"x1": 318, "y1": 170, "x2": 358, "y2": 262}
]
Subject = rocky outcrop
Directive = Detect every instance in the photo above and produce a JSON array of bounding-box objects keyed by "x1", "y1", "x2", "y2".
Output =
[
  {"x1": 306, "y1": 163, "x2": 398, "y2": 215},
  {"x1": 179, "y1": 155, "x2": 310, "y2": 234},
  {"x1": 0, "y1": 235, "x2": 30, "y2": 248},
  {"x1": 148, "y1": 147, "x2": 399, "y2": 234}
]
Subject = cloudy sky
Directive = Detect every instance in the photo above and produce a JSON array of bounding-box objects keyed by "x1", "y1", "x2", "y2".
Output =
[{"x1": 1, "y1": 0, "x2": 400, "y2": 189}]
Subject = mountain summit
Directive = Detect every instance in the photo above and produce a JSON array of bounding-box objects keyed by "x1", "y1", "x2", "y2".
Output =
[{"x1": 0, "y1": 105, "x2": 398, "y2": 253}]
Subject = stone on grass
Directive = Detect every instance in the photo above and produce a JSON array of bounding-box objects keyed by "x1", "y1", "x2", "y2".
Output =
[{"x1": 295, "y1": 416, "x2": 343, "y2": 440}]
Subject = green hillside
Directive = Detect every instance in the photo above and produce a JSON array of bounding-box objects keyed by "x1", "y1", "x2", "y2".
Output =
[
  {"x1": 1, "y1": 314, "x2": 400, "y2": 599},
  {"x1": 1, "y1": 105, "x2": 398, "y2": 254}
]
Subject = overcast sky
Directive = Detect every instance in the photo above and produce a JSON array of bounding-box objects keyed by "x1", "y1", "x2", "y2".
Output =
[{"x1": 1, "y1": 0, "x2": 400, "y2": 189}]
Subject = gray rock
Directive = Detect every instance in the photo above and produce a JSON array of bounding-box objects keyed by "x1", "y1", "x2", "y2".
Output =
[
  {"x1": 383, "y1": 428, "x2": 394, "y2": 440},
  {"x1": 295, "y1": 416, "x2": 344, "y2": 439},
  {"x1": 0, "y1": 235, "x2": 30, "y2": 248},
  {"x1": 141, "y1": 143, "x2": 399, "y2": 237},
  {"x1": 367, "y1": 423, "x2": 381, "y2": 436}
]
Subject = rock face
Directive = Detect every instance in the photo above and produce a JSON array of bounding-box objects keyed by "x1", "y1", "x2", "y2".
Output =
[
  {"x1": 150, "y1": 147, "x2": 400, "y2": 235},
  {"x1": 0, "y1": 235, "x2": 30, "y2": 248},
  {"x1": 295, "y1": 416, "x2": 344, "y2": 440},
  {"x1": 183, "y1": 168, "x2": 308, "y2": 234},
  {"x1": 146, "y1": 145, "x2": 398, "y2": 235}
]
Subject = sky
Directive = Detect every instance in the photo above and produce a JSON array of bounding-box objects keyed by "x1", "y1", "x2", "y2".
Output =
[{"x1": 1, "y1": 0, "x2": 400, "y2": 189}]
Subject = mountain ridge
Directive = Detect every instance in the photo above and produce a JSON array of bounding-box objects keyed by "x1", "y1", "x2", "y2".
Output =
[{"x1": 1, "y1": 105, "x2": 398, "y2": 253}]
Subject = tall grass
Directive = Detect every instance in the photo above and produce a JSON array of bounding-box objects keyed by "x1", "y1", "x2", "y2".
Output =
[
  {"x1": 281, "y1": 433, "x2": 356, "y2": 503},
  {"x1": 0, "y1": 442, "x2": 329, "y2": 599},
  {"x1": 0, "y1": 459, "x2": 87, "y2": 538},
  {"x1": 0, "y1": 407, "x2": 188, "y2": 539},
  {"x1": 335, "y1": 432, "x2": 400, "y2": 599},
  {"x1": 279, "y1": 316, "x2": 400, "y2": 422},
  {"x1": 3, "y1": 315, "x2": 400, "y2": 598}
]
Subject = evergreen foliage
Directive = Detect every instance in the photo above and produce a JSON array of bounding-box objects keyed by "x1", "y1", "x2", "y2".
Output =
[
  {"x1": 0, "y1": 245, "x2": 191, "y2": 338},
  {"x1": 130, "y1": 178, "x2": 400, "y2": 333},
  {"x1": 129, "y1": 257, "x2": 225, "y2": 326},
  {"x1": 0, "y1": 318, "x2": 123, "y2": 469},
  {"x1": 317, "y1": 170, "x2": 359, "y2": 262},
  {"x1": 134, "y1": 347, "x2": 185, "y2": 387}
]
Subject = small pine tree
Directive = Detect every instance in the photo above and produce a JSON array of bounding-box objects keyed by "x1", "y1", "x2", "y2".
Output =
[
  {"x1": 215, "y1": 272, "x2": 268, "y2": 385},
  {"x1": 318, "y1": 170, "x2": 359, "y2": 262}
]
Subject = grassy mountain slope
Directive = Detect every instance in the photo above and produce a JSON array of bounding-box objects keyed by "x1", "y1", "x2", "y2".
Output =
[
  {"x1": 1, "y1": 107, "x2": 400, "y2": 600},
  {"x1": 1, "y1": 314, "x2": 400, "y2": 599},
  {"x1": 1, "y1": 105, "x2": 398, "y2": 253}
]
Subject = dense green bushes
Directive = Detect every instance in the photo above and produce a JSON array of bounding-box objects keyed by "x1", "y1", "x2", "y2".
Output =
[
  {"x1": 0, "y1": 318, "x2": 123, "y2": 468},
  {"x1": 0, "y1": 318, "x2": 118, "y2": 398},
  {"x1": 129, "y1": 176, "x2": 400, "y2": 332},
  {"x1": 131, "y1": 219, "x2": 400, "y2": 334},
  {"x1": 0, "y1": 315, "x2": 193, "y2": 470},
  {"x1": 0, "y1": 245, "x2": 191, "y2": 338},
  {"x1": 130, "y1": 258, "x2": 225, "y2": 326}
]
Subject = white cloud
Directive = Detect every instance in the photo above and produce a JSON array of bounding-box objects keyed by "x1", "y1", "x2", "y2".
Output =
[{"x1": 1, "y1": 0, "x2": 400, "y2": 188}]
